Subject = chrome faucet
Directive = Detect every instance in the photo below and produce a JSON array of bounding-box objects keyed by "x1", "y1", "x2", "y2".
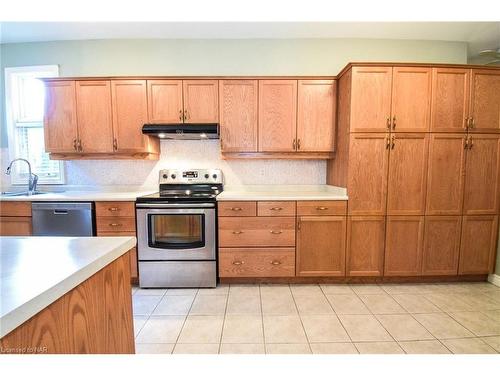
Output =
[{"x1": 6, "y1": 158, "x2": 38, "y2": 195}]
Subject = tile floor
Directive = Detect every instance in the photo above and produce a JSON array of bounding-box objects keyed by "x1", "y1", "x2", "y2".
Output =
[{"x1": 132, "y1": 282, "x2": 500, "y2": 354}]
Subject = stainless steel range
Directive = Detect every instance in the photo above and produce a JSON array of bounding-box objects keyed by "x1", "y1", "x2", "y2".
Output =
[{"x1": 136, "y1": 169, "x2": 223, "y2": 288}]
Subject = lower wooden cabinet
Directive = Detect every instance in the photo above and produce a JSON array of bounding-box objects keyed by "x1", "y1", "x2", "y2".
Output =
[
  {"x1": 422, "y1": 216, "x2": 461, "y2": 276},
  {"x1": 459, "y1": 215, "x2": 498, "y2": 275},
  {"x1": 0, "y1": 201, "x2": 32, "y2": 236},
  {"x1": 384, "y1": 216, "x2": 424, "y2": 276},
  {"x1": 346, "y1": 216, "x2": 385, "y2": 276},
  {"x1": 296, "y1": 216, "x2": 346, "y2": 276},
  {"x1": 219, "y1": 248, "x2": 295, "y2": 277}
]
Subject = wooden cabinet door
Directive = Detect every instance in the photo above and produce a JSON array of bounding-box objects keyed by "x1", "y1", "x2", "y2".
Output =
[
  {"x1": 422, "y1": 216, "x2": 461, "y2": 276},
  {"x1": 111, "y1": 80, "x2": 148, "y2": 152},
  {"x1": 430, "y1": 68, "x2": 470, "y2": 132},
  {"x1": 347, "y1": 133, "x2": 390, "y2": 215},
  {"x1": 463, "y1": 134, "x2": 500, "y2": 214},
  {"x1": 350, "y1": 66, "x2": 392, "y2": 132},
  {"x1": 296, "y1": 80, "x2": 336, "y2": 152},
  {"x1": 147, "y1": 80, "x2": 183, "y2": 123},
  {"x1": 219, "y1": 80, "x2": 258, "y2": 152},
  {"x1": 44, "y1": 80, "x2": 78, "y2": 153},
  {"x1": 384, "y1": 216, "x2": 424, "y2": 276},
  {"x1": 391, "y1": 67, "x2": 431, "y2": 132},
  {"x1": 75, "y1": 80, "x2": 114, "y2": 153},
  {"x1": 182, "y1": 80, "x2": 219, "y2": 123},
  {"x1": 470, "y1": 70, "x2": 500, "y2": 133},
  {"x1": 346, "y1": 216, "x2": 385, "y2": 277},
  {"x1": 258, "y1": 80, "x2": 297, "y2": 152},
  {"x1": 0, "y1": 216, "x2": 32, "y2": 235},
  {"x1": 296, "y1": 216, "x2": 346, "y2": 277},
  {"x1": 426, "y1": 134, "x2": 466, "y2": 215},
  {"x1": 387, "y1": 133, "x2": 429, "y2": 215},
  {"x1": 459, "y1": 215, "x2": 498, "y2": 275}
]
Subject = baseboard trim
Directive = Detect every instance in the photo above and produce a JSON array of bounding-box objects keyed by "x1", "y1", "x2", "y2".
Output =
[{"x1": 488, "y1": 273, "x2": 500, "y2": 287}]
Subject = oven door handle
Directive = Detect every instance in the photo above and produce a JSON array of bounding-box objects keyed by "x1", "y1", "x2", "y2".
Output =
[{"x1": 136, "y1": 203, "x2": 216, "y2": 208}]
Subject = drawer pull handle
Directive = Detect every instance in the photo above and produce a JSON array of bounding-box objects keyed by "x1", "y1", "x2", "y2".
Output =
[
  {"x1": 270, "y1": 260, "x2": 281, "y2": 266},
  {"x1": 316, "y1": 207, "x2": 328, "y2": 211},
  {"x1": 232, "y1": 230, "x2": 243, "y2": 234},
  {"x1": 270, "y1": 207, "x2": 283, "y2": 211},
  {"x1": 269, "y1": 230, "x2": 282, "y2": 234},
  {"x1": 109, "y1": 223, "x2": 123, "y2": 227},
  {"x1": 108, "y1": 207, "x2": 120, "y2": 212},
  {"x1": 232, "y1": 260, "x2": 244, "y2": 266},
  {"x1": 230, "y1": 207, "x2": 242, "y2": 211}
]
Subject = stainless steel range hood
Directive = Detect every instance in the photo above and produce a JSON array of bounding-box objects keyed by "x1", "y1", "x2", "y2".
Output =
[{"x1": 142, "y1": 124, "x2": 219, "y2": 139}]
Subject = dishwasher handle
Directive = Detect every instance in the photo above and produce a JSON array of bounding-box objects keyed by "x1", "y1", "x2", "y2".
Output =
[{"x1": 53, "y1": 209, "x2": 69, "y2": 215}]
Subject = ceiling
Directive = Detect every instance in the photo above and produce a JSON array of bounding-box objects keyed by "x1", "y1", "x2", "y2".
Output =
[{"x1": 1, "y1": 22, "x2": 499, "y2": 58}]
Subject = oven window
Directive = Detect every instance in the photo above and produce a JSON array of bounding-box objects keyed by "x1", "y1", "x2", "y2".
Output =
[{"x1": 148, "y1": 214, "x2": 205, "y2": 249}]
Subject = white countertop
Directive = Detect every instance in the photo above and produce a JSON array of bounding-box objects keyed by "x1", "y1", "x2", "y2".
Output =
[
  {"x1": 0, "y1": 190, "x2": 155, "y2": 202},
  {"x1": 217, "y1": 185, "x2": 348, "y2": 201},
  {"x1": 0, "y1": 236, "x2": 136, "y2": 338}
]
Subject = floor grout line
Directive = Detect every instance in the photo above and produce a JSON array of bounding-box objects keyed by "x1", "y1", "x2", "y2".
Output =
[
  {"x1": 217, "y1": 285, "x2": 230, "y2": 354},
  {"x1": 171, "y1": 288, "x2": 199, "y2": 353}
]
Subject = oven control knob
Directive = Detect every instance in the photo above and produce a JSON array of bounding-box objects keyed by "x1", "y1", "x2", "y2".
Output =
[
  {"x1": 171, "y1": 174, "x2": 176, "y2": 179},
  {"x1": 162, "y1": 173, "x2": 168, "y2": 179},
  {"x1": 204, "y1": 174, "x2": 209, "y2": 179},
  {"x1": 212, "y1": 174, "x2": 218, "y2": 179}
]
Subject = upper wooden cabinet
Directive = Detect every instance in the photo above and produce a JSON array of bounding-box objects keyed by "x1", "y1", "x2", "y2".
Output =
[
  {"x1": 296, "y1": 215, "x2": 346, "y2": 277},
  {"x1": 350, "y1": 66, "x2": 393, "y2": 132},
  {"x1": 182, "y1": 80, "x2": 219, "y2": 123},
  {"x1": 469, "y1": 70, "x2": 500, "y2": 133},
  {"x1": 111, "y1": 80, "x2": 150, "y2": 153},
  {"x1": 219, "y1": 80, "x2": 258, "y2": 152},
  {"x1": 258, "y1": 80, "x2": 298, "y2": 152},
  {"x1": 430, "y1": 68, "x2": 470, "y2": 132},
  {"x1": 76, "y1": 81, "x2": 114, "y2": 153},
  {"x1": 296, "y1": 80, "x2": 336, "y2": 152},
  {"x1": 147, "y1": 80, "x2": 183, "y2": 123},
  {"x1": 44, "y1": 80, "x2": 78, "y2": 153},
  {"x1": 391, "y1": 67, "x2": 431, "y2": 132}
]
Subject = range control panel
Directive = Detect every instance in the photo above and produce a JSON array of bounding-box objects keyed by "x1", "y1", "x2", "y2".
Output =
[{"x1": 159, "y1": 169, "x2": 223, "y2": 184}]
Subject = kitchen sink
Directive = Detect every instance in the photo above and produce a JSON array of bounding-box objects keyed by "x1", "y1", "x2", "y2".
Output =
[{"x1": 1, "y1": 191, "x2": 47, "y2": 197}]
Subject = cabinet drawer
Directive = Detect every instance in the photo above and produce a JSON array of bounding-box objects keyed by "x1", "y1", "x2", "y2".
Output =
[
  {"x1": 95, "y1": 201, "x2": 135, "y2": 217},
  {"x1": 219, "y1": 217, "x2": 295, "y2": 247},
  {"x1": 218, "y1": 201, "x2": 257, "y2": 217},
  {"x1": 297, "y1": 200, "x2": 347, "y2": 216},
  {"x1": 96, "y1": 217, "x2": 136, "y2": 232},
  {"x1": 0, "y1": 201, "x2": 32, "y2": 217},
  {"x1": 257, "y1": 201, "x2": 296, "y2": 216},
  {"x1": 219, "y1": 248, "x2": 295, "y2": 277}
]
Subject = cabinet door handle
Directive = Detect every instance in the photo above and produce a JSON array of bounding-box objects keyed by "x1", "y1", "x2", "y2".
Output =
[
  {"x1": 292, "y1": 139, "x2": 296, "y2": 150},
  {"x1": 392, "y1": 116, "x2": 396, "y2": 130},
  {"x1": 179, "y1": 109, "x2": 183, "y2": 121},
  {"x1": 391, "y1": 135, "x2": 396, "y2": 149},
  {"x1": 109, "y1": 223, "x2": 123, "y2": 227},
  {"x1": 232, "y1": 230, "x2": 243, "y2": 234},
  {"x1": 297, "y1": 139, "x2": 301, "y2": 150},
  {"x1": 232, "y1": 260, "x2": 244, "y2": 266},
  {"x1": 73, "y1": 139, "x2": 78, "y2": 151},
  {"x1": 184, "y1": 110, "x2": 189, "y2": 121},
  {"x1": 470, "y1": 117, "x2": 475, "y2": 129},
  {"x1": 464, "y1": 136, "x2": 469, "y2": 149},
  {"x1": 465, "y1": 117, "x2": 470, "y2": 130},
  {"x1": 385, "y1": 136, "x2": 390, "y2": 149},
  {"x1": 316, "y1": 206, "x2": 328, "y2": 211},
  {"x1": 469, "y1": 136, "x2": 473, "y2": 149},
  {"x1": 386, "y1": 117, "x2": 391, "y2": 130},
  {"x1": 270, "y1": 207, "x2": 283, "y2": 211},
  {"x1": 230, "y1": 207, "x2": 242, "y2": 211},
  {"x1": 270, "y1": 260, "x2": 281, "y2": 266},
  {"x1": 78, "y1": 139, "x2": 83, "y2": 152},
  {"x1": 108, "y1": 207, "x2": 120, "y2": 212},
  {"x1": 269, "y1": 230, "x2": 282, "y2": 234},
  {"x1": 113, "y1": 138, "x2": 118, "y2": 151}
]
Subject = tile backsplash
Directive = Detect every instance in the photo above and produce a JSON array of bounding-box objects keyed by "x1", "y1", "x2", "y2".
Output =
[{"x1": 1, "y1": 141, "x2": 326, "y2": 188}]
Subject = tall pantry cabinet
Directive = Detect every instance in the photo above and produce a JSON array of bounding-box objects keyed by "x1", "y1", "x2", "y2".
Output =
[{"x1": 328, "y1": 63, "x2": 500, "y2": 278}]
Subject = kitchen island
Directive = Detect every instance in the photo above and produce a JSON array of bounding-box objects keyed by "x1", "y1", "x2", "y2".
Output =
[{"x1": 0, "y1": 236, "x2": 136, "y2": 354}]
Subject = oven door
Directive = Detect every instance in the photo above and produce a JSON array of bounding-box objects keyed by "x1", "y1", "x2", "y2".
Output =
[{"x1": 136, "y1": 203, "x2": 216, "y2": 261}]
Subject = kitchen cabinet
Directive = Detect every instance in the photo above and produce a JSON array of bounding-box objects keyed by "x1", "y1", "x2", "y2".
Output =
[
  {"x1": 391, "y1": 67, "x2": 431, "y2": 132},
  {"x1": 469, "y1": 70, "x2": 500, "y2": 133},
  {"x1": 384, "y1": 216, "x2": 424, "y2": 276},
  {"x1": 386, "y1": 133, "x2": 429, "y2": 215},
  {"x1": 257, "y1": 201, "x2": 296, "y2": 217},
  {"x1": 346, "y1": 216, "x2": 385, "y2": 277},
  {"x1": 430, "y1": 68, "x2": 470, "y2": 132},
  {"x1": 426, "y1": 133, "x2": 466, "y2": 215},
  {"x1": 350, "y1": 66, "x2": 393, "y2": 132},
  {"x1": 44, "y1": 80, "x2": 78, "y2": 153},
  {"x1": 182, "y1": 80, "x2": 219, "y2": 123},
  {"x1": 219, "y1": 80, "x2": 258, "y2": 152},
  {"x1": 347, "y1": 133, "x2": 389, "y2": 215},
  {"x1": 296, "y1": 200, "x2": 347, "y2": 216},
  {"x1": 76, "y1": 81, "x2": 114, "y2": 153},
  {"x1": 147, "y1": 80, "x2": 183, "y2": 123},
  {"x1": 218, "y1": 201, "x2": 257, "y2": 217},
  {"x1": 296, "y1": 215, "x2": 346, "y2": 277},
  {"x1": 459, "y1": 215, "x2": 498, "y2": 275},
  {"x1": 258, "y1": 80, "x2": 297, "y2": 152},
  {"x1": 0, "y1": 202, "x2": 32, "y2": 236},
  {"x1": 219, "y1": 248, "x2": 295, "y2": 277},
  {"x1": 422, "y1": 216, "x2": 461, "y2": 275},
  {"x1": 463, "y1": 134, "x2": 500, "y2": 215},
  {"x1": 296, "y1": 80, "x2": 336, "y2": 152}
]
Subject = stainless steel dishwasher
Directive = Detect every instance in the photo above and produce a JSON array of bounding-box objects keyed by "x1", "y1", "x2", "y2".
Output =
[{"x1": 32, "y1": 202, "x2": 95, "y2": 236}]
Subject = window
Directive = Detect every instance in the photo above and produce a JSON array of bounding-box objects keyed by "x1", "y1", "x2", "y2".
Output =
[{"x1": 5, "y1": 65, "x2": 64, "y2": 185}]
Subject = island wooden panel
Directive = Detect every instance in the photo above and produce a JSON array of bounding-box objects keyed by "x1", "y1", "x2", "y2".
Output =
[
  {"x1": 0, "y1": 253, "x2": 134, "y2": 354},
  {"x1": 0, "y1": 202, "x2": 32, "y2": 216}
]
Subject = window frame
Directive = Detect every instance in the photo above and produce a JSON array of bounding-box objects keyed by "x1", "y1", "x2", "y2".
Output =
[{"x1": 4, "y1": 65, "x2": 65, "y2": 185}]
